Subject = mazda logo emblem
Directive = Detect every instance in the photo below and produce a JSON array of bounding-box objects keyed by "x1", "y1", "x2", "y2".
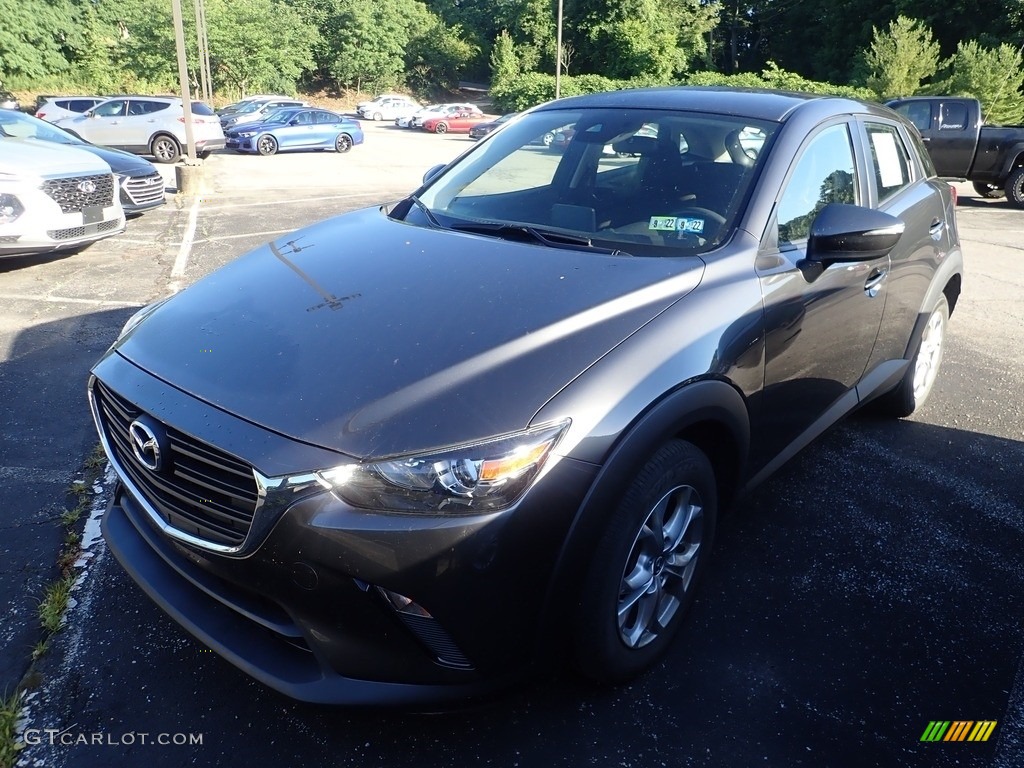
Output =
[
  {"x1": 77, "y1": 179, "x2": 97, "y2": 194},
  {"x1": 129, "y1": 418, "x2": 163, "y2": 472}
]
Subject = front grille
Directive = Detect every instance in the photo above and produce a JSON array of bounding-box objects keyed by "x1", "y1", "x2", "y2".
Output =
[
  {"x1": 0, "y1": 235, "x2": 19, "y2": 243},
  {"x1": 41, "y1": 173, "x2": 114, "y2": 213},
  {"x1": 47, "y1": 219, "x2": 120, "y2": 241},
  {"x1": 121, "y1": 174, "x2": 165, "y2": 206},
  {"x1": 94, "y1": 380, "x2": 260, "y2": 547}
]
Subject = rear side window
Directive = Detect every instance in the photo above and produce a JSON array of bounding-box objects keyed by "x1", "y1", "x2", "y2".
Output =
[
  {"x1": 777, "y1": 123, "x2": 857, "y2": 245},
  {"x1": 192, "y1": 102, "x2": 216, "y2": 116},
  {"x1": 865, "y1": 122, "x2": 913, "y2": 203},
  {"x1": 939, "y1": 103, "x2": 968, "y2": 131},
  {"x1": 315, "y1": 112, "x2": 340, "y2": 124},
  {"x1": 130, "y1": 100, "x2": 170, "y2": 115}
]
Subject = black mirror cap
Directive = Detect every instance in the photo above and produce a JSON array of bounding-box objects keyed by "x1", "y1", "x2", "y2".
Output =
[
  {"x1": 422, "y1": 163, "x2": 446, "y2": 185},
  {"x1": 807, "y1": 203, "x2": 905, "y2": 263}
]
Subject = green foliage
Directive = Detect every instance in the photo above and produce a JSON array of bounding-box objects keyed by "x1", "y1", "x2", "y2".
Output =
[
  {"x1": 0, "y1": 0, "x2": 76, "y2": 81},
  {"x1": 938, "y1": 41, "x2": 1024, "y2": 125},
  {"x1": 863, "y1": 15, "x2": 941, "y2": 100},
  {"x1": 406, "y1": 21, "x2": 478, "y2": 92}
]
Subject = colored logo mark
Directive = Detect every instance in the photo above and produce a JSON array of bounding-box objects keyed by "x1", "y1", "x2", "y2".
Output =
[{"x1": 920, "y1": 721, "x2": 997, "y2": 742}]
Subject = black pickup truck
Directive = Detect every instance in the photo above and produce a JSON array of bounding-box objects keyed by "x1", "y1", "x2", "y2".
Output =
[{"x1": 888, "y1": 96, "x2": 1024, "y2": 207}]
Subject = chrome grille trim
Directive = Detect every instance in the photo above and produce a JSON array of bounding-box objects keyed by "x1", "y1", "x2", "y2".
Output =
[
  {"x1": 41, "y1": 173, "x2": 115, "y2": 213},
  {"x1": 90, "y1": 378, "x2": 262, "y2": 553},
  {"x1": 121, "y1": 174, "x2": 165, "y2": 206}
]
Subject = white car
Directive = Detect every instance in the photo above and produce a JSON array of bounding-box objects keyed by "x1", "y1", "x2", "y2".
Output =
[
  {"x1": 0, "y1": 139, "x2": 126, "y2": 258},
  {"x1": 357, "y1": 96, "x2": 420, "y2": 121},
  {"x1": 409, "y1": 103, "x2": 482, "y2": 129},
  {"x1": 34, "y1": 96, "x2": 107, "y2": 123},
  {"x1": 395, "y1": 105, "x2": 439, "y2": 129},
  {"x1": 55, "y1": 96, "x2": 226, "y2": 163},
  {"x1": 220, "y1": 98, "x2": 307, "y2": 130}
]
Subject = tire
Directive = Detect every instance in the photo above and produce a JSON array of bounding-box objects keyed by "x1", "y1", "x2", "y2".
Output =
[
  {"x1": 542, "y1": 131, "x2": 555, "y2": 147},
  {"x1": 335, "y1": 133, "x2": 353, "y2": 153},
  {"x1": 256, "y1": 135, "x2": 278, "y2": 156},
  {"x1": 875, "y1": 294, "x2": 949, "y2": 417},
  {"x1": 1005, "y1": 167, "x2": 1024, "y2": 208},
  {"x1": 198, "y1": 150, "x2": 212, "y2": 160},
  {"x1": 150, "y1": 134, "x2": 181, "y2": 164},
  {"x1": 372, "y1": 111, "x2": 383, "y2": 122},
  {"x1": 574, "y1": 440, "x2": 717, "y2": 683},
  {"x1": 434, "y1": 122, "x2": 448, "y2": 134},
  {"x1": 972, "y1": 181, "x2": 1004, "y2": 199}
]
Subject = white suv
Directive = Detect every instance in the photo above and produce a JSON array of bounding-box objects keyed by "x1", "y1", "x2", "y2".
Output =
[
  {"x1": 0, "y1": 140, "x2": 126, "y2": 258},
  {"x1": 55, "y1": 96, "x2": 226, "y2": 163},
  {"x1": 357, "y1": 96, "x2": 420, "y2": 121}
]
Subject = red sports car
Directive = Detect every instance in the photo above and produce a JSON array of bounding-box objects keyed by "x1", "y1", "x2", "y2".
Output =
[{"x1": 422, "y1": 111, "x2": 490, "y2": 134}]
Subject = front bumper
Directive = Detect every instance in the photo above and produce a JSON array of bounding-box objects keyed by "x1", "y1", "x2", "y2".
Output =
[
  {"x1": 1, "y1": 182, "x2": 124, "y2": 257},
  {"x1": 91, "y1": 355, "x2": 599, "y2": 704}
]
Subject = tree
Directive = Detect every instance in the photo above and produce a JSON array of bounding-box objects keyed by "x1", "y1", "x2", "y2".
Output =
[
  {"x1": 939, "y1": 41, "x2": 1024, "y2": 125},
  {"x1": 0, "y1": 0, "x2": 76, "y2": 81},
  {"x1": 863, "y1": 16, "x2": 940, "y2": 99},
  {"x1": 406, "y1": 21, "x2": 478, "y2": 92}
]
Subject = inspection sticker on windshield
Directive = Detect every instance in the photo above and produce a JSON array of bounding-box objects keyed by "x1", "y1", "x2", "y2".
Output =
[{"x1": 649, "y1": 216, "x2": 705, "y2": 234}]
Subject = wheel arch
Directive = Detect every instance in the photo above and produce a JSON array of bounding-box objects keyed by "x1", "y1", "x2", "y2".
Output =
[
  {"x1": 534, "y1": 378, "x2": 750, "y2": 663},
  {"x1": 998, "y1": 144, "x2": 1024, "y2": 180}
]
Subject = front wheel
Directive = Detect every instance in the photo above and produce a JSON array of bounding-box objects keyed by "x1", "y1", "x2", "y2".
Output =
[
  {"x1": 434, "y1": 122, "x2": 448, "y2": 134},
  {"x1": 972, "y1": 181, "x2": 1004, "y2": 199},
  {"x1": 875, "y1": 294, "x2": 949, "y2": 417},
  {"x1": 150, "y1": 134, "x2": 181, "y2": 164},
  {"x1": 1005, "y1": 167, "x2": 1024, "y2": 208},
  {"x1": 256, "y1": 135, "x2": 278, "y2": 156},
  {"x1": 574, "y1": 440, "x2": 717, "y2": 683},
  {"x1": 372, "y1": 111, "x2": 383, "y2": 122},
  {"x1": 335, "y1": 133, "x2": 353, "y2": 153}
]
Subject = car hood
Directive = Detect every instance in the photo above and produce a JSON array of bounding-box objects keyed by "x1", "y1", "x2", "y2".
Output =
[
  {"x1": 0, "y1": 138, "x2": 110, "y2": 176},
  {"x1": 73, "y1": 143, "x2": 158, "y2": 176},
  {"x1": 113, "y1": 208, "x2": 704, "y2": 460}
]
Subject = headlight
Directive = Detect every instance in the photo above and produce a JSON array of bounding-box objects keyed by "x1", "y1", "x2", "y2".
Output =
[
  {"x1": 316, "y1": 420, "x2": 570, "y2": 513},
  {"x1": 0, "y1": 193, "x2": 24, "y2": 225},
  {"x1": 237, "y1": 131, "x2": 255, "y2": 138}
]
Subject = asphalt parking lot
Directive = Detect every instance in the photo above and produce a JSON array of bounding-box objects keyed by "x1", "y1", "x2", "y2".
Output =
[{"x1": 2, "y1": 121, "x2": 1022, "y2": 768}]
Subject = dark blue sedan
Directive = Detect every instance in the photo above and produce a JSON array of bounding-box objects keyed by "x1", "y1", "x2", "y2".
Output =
[{"x1": 226, "y1": 108, "x2": 364, "y2": 155}]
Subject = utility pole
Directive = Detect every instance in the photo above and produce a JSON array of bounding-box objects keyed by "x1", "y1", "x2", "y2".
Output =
[
  {"x1": 194, "y1": 0, "x2": 213, "y2": 104},
  {"x1": 171, "y1": 0, "x2": 202, "y2": 193}
]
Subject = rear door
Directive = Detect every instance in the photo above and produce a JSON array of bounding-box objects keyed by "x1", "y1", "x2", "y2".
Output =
[{"x1": 890, "y1": 98, "x2": 979, "y2": 178}]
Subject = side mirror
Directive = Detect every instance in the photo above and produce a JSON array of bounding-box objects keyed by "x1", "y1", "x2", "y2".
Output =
[
  {"x1": 806, "y1": 203, "x2": 904, "y2": 264},
  {"x1": 422, "y1": 163, "x2": 446, "y2": 185}
]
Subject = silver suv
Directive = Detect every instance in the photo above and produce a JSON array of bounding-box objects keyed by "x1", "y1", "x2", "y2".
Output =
[{"x1": 55, "y1": 96, "x2": 226, "y2": 163}]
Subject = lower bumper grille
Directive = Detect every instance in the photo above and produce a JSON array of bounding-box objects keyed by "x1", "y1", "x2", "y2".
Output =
[
  {"x1": 47, "y1": 219, "x2": 121, "y2": 241},
  {"x1": 93, "y1": 380, "x2": 260, "y2": 548}
]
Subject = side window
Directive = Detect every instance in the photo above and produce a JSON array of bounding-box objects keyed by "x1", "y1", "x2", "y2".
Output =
[
  {"x1": 293, "y1": 111, "x2": 313, "y2": 125},
  {"x1": 865, "y1": 122, "x2": 913, "y2": 203},
  {"x1": 93, "y1": 100, "x2": 128, "y2": 117},
  {"x1": 315, "y1": 112, "x2": 340, "y2": 124},
  {"x1": 939, "y1": 102, "x2": 968, "y2": 131},
  {"x1": 133, "y1": 101, "x2": 168, "y2": 115},
  {"x1": 895, "y1": 102, "x2": 932, "y2": 132},
  {"x1": 776, "y1": 123, "x2": 857, "y2": 246}
]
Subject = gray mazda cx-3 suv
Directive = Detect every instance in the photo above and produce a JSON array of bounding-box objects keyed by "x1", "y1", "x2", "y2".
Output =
[{"x1": 90, "y1": 87, "x2": 962, "y2": 705}]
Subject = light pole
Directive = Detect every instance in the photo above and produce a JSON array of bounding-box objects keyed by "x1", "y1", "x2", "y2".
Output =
[{"x1": 555, "y1": 0, "x2": 564, "y2": 99}]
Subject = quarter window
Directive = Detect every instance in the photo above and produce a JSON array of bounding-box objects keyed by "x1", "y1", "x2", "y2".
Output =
[
  {"x1": 865, "y1": 122, "x2": 913, "y2": 203},
  {"x1": 776, "y1": 123, "x2": 857, "y2": 245}
]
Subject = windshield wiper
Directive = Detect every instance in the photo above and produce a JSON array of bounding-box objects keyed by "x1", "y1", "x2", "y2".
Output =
[
  {"x1": 449, "y1": 222, "x2": 630, "y2": 256},
  {"x1": 407, "y1": 195, "x2": 443, "y2": 229}
]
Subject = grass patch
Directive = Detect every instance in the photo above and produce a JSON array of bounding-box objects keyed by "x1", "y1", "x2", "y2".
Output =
[
  {"x1": 38, "y1": 577, "x2": 74, "y2": 636},
  {"x1": 0, "y1": 689, "x2": 25, "y2": 768}
]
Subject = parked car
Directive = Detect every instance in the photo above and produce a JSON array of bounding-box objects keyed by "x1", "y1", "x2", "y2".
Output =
[
  {"x1": 1, "y1": 90, "x2": 21, "y2": 110},
  {"x1": 220, "y1": 99, "x2": 307, "y2": 130},
  {"x1": 0, "y1": 109, "x2": 164, "y2": 215},
  {"x1": 395, "y1": 105, "x2": 438, "y2": 129},
  {"x1": 410, "y1": 103, "x2": 482, "y2": 129},
  {"x1": 35, "y1": 96, "x2": 107, "y2": 123},
  {"x1": 225, "y1": 107, "x2": 363, "y2": 155},
  {"x1": 887, "y1": 95, "x2": 1024, "y2": 207},
  {"x1": 55, "y1": 96, "x2": 225, "y2": 163},
  {"x1": 357, "y1": 95, "x2": 420, "y2": 121},
  {"x1": 91, "y1": 87, "x2": 962, "y2": 706},
  {"x1": 1, "y1": 139, "x2": 125, "y2": 258},
  {"x1": 216, "y1": 94, "x2": 292, "y2": 118},
  {"x1": 421, "y1": 110, "x2": 491, "y2": 134},
  {"x1": 469, "y1": 112, "x2": 517, "y2": 139}
]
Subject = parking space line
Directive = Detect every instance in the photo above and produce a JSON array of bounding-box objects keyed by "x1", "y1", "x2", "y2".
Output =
[
  {"x1": 192, "y1": 229, "x2": 296, "y2": 245},
  {"x1": 0, "y1": 292, "x2": 142, "y2": 308},
  {"x1": 170, "y1": 195, "x2": 201, "y2": 279}
]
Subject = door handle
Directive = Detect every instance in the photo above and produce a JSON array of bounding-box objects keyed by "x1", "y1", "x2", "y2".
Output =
[
  {"x1": 929, "y1": 218, "x2": 945, "y2": 240},
  {"x1": 864, "y1": 269, "x2": 887, "y2": 298}
]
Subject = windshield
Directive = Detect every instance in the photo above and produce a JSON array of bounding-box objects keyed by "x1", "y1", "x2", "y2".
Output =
[
  {"x1": 0, "y1": 110, "x2": 81, "y2": 144},
  {"x1": 412, "y1": 107, "x2": 776, "y2": 256}
]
